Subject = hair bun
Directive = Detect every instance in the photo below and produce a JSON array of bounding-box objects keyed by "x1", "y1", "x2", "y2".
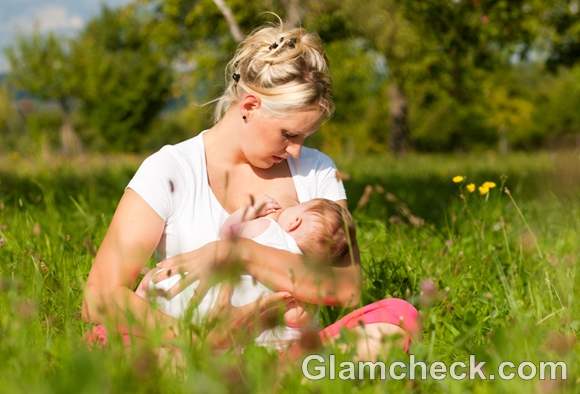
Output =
[{"x1": 213, "y1": 23, "x2": 334, "y2": 122}]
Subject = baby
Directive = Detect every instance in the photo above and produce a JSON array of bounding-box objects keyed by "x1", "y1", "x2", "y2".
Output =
[{"x1": 136, "y1": 196, "x2": 354, "y2": 349}]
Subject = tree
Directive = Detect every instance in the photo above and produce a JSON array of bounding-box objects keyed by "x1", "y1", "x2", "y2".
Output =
[
  {"x1": 397, "y1": 0, "x2": 543, "y2": 152},
  {"x1": 306, "y1": 0, "x2": 429, "y2": 154},
  {"x1": 70, "y1": 5, "x2": 173, "y2": 152},
  {"x1": 544, "y1": 0, "x2": 580, "y2": 70},
  {"x1": 5, "y1": 33, "x2": 82, "y2": 155},
  {"x1": 138, "y1": 0, "x2": 302, "y2": 118}
]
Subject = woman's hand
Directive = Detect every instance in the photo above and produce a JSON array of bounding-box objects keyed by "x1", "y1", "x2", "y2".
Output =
[
  {"x1": 206, "y1": 290, "x2": 293, "y2": 349},
  {"x1": 151, "y1": 240, "x2": 236, "y2": 298}
]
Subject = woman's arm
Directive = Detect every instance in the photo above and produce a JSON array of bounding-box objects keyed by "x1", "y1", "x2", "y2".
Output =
[
  {"x1": 237, "y1": 239, "x2": 361, "y2": 307},
  {"x1": 83, "y1": 189, "x2": 293, "y2": 343},
  {"x1": 82, "y1": 189, "x2": 182, "y2": 340},
  {"x1": 241, "y1": 199, "x2": 360, "y2": 307},
  {"x1": 152, "y1": 201, "x2": 361, "y2": 307}
]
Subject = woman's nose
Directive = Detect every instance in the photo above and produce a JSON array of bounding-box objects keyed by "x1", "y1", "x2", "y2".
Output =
[{"x1": 285, "y1": 142, "x2": 302, "y2": 159}]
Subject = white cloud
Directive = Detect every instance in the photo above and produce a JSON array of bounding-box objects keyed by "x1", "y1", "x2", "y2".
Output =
[
  {"x1": 10, "y1": 5, "x2": 85, "y2": 34},
  {"x1": 0, "y1": 1, "x2": 133, "y2": 72}
]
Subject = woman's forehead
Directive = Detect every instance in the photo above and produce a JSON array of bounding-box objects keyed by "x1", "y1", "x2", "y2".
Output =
[{"x1": 279, "y1": 109, "x2": 323, "y2": 133}]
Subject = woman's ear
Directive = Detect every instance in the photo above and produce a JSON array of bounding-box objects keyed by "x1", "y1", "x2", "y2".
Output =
[
  {"x1": 284, "y1": 216, "x2": 302, "y2": 232},
  {"x1": 240, "y1": 94, "x2": 261, "y2": 118}
]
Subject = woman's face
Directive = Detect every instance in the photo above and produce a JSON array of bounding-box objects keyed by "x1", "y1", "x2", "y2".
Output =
[{"x1": 240, "y1": 106, "x2": 322, "y2": 169}]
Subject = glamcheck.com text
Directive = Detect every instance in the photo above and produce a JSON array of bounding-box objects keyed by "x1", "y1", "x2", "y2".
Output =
[{"x1": 301, "y1": 354, "x2": 567, "y2": 381}]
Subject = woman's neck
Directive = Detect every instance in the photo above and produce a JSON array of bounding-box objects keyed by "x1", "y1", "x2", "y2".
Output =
[{"x1": 205, "y1": 110, "x2": 247, "y2": 166}]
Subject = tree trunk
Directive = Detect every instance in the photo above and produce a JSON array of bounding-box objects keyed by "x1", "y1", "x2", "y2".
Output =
[
  {"x1": 58, "y1": 99, "x2": 82, "y2": 156},
  {"x1": 388, "y1": 82, "x2": 409, "y2": 155},
  {"x1": 283, "y1": 0, "x2": 302, "y2": 28},
  {"x1": 498, "y1": 126, "x2": 510, "y2": 154},
  {"x1": 212, "y1": 0, "x2": 244, "y2": 43}
]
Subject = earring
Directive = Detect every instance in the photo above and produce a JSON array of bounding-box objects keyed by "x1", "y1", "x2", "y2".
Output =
[{"x1": 242, "y1": 115, "x2": 247, "y2": 121}]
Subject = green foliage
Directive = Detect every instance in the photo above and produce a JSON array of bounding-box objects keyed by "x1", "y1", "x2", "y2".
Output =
[
  {"x1": 21, "y1": 110, "x2": 63, "y2": 154},
  {"x1": 0, "y1": 85, "x2": 19, "y2": 150},
  {"x1": 4, "y1": 33, "x2": 74, "y2": 104},
  {"x1": 530, "y1": 64, "x2": 580, "y2": 145},
  {"x1": 544, "y1": 0, "x2": 580, "y2": 70},
  {"x1": 139, "y1": 104, "x2": 214, "y2": 151},
  {"x1": 410, "y1": 94, "x2": 495, "y2": 151},
  {"x1": 2, "y1": 0, "x2": 580, "y2": 154},
  {"x1": 71, "y1": 6, "x2": 173, "y2": 152},
  {"x1": 312, "y1": 39, "x2": 389, "y2": 157}
]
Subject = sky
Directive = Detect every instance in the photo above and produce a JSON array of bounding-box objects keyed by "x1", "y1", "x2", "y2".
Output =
[{"x1": 0, "y1": 0, "x2": 133, "y2": 72}]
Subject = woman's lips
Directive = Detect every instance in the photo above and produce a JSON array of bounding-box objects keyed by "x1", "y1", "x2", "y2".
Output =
[{"x1": 272, "y1": 155, "x2": 285, "y2": 163}]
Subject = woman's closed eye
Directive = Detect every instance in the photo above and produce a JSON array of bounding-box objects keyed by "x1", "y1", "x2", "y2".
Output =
[{"x1": 281, "y1": 130, "x2": 298, "y2": 139}]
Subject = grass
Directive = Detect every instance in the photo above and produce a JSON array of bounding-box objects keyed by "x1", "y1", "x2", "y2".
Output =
[{"x1": 0, "y1": 149, "x2": 578, "y2": 393}]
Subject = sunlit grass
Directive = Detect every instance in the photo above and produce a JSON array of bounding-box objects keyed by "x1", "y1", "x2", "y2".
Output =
[{"x1": 0, "y1": 150, "x2": 578, "y2": 392}]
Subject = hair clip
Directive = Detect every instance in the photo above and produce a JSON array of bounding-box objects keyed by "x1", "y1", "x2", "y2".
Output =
[
  {"x1": 268, "y1": 42, "x2": 279, "y2": 50},
  {"x1": 232, "y1": 72, "x2": 240, "y2": 82}
]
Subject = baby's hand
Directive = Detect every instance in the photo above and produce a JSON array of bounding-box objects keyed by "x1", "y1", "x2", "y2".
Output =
[
  {"x1": 284, "y1": 302, "x2": 312, "y2": 329},
  {"x1": 252, "y1": 195, "x2": 281, "y2": 218}
]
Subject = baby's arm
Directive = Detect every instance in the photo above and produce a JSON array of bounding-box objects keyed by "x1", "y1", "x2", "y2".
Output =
[{"x1": 219, "y1": 195, "x2": 281, "y2": 239}]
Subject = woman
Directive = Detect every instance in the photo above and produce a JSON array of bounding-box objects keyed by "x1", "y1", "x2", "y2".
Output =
[{"x1": 82, "y1": 23, "x2": 419, "y2": 358}]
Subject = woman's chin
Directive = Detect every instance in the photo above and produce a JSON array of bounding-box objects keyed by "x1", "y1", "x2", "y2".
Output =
[{"x1": 249, "y1": 156, "x2": 276, "y2": 169}]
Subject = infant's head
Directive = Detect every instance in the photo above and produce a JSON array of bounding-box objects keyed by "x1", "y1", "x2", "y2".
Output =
[{"x1": 277, "y1": 199, "x2": 354, "y2": 264}]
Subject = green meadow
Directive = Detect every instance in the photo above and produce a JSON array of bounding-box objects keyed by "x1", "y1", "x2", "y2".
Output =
[{"x1": 0, "y1": 150, "x2": 577, "y2": 393}]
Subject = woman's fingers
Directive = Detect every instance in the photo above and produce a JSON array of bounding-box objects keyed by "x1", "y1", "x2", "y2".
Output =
[
  {"x1": 155, "y1": 254, "x2": 183, "y2": 269},
  {"x1": 152, "y1": 266, "x2": 190, "y2": 283},
  {"x1": 238, "y1": 292, "x2": 292, "y2": 324},
  {"x1": 259, "y1": 291, "x2": 293, "y2": 308},
  {"x1": 162, "y1": 272, "x2": 202, "y2": 298},
  {"x1": 186, "y1": 276, "x2": 211, "y2": 306}
]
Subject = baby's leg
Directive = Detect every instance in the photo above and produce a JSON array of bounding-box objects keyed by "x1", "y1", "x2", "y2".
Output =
[
  {"x1": 349, "y1": 323, "x2": 406, "y2": 361},
  {"x1": 283, "y1": 298, "x2": 419, "y2": 362}
]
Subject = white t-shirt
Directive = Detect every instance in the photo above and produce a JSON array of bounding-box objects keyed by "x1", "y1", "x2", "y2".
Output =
[
  {"x1": 149, "y1": 218, "x2": 304, "y2": 349},
  {"x1": 127, "y1": 131, "x2": 345, "y2": 347},
  {"x1": 126, "y1": 130, "x2": 346, "y2": 260}
]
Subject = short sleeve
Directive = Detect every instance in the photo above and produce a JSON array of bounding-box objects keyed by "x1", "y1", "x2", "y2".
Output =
[
  {"x1": 314, "y1": 151, "x2": 347, "y2": 201},
  {"x1": 126, "y1": 146, "x2": 188, "y2": 221}
]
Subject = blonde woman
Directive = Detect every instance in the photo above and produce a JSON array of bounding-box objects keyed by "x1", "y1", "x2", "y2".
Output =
[{"x1": 83, "y1": 22, "x2": 419, "y2": 358}]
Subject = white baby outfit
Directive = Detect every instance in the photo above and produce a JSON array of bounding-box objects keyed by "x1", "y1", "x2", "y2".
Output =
[{"x1": 150, "y1": 217, "x2": 303, "y2": 349}]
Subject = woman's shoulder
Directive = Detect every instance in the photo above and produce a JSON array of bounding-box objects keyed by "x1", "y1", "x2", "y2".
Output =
[
  {"x1": 127, "y1": 133, "x2": 205, "y2": 220},
  {"x1": 294, "y1": 146, "x2": 338, "y2": 172},
  {"x1": 290, "y1": 146, "x2": 346, "y2": 202},
  {"x1": 162, "y1": 132, "x2": 204, "y2": 163},
  {"x1": 143, "y1": 133, "x2": 205, "y2": 174},
  {"x1": 171, "y1": 132, "x2": 204, "y2": 154}
]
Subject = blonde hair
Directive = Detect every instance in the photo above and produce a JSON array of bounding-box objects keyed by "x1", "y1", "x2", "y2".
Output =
[
  {"x1": 213, "y1": 22, "x2": 334, "y2": 123},
  {"x1": 297, "y1": 199, "x2": 356, "y2": 265}
]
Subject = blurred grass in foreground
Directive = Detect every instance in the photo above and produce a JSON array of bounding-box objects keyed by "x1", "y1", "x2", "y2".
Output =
[{"x1": 0, "y1": 150, "x2": 578, "y2": 393}]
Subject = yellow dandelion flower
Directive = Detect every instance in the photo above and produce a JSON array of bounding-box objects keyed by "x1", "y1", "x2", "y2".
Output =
[
  {"x1": 483, "y1": 181, "x2": 496, "y2": 189},
  {"x1": 452, "y1": 175, "x2": 465, "y2": 183},
  {"x1": 466, "y1": 183, "x2": 476, "y2": 193},
  {"x1": 479, "y1": 185, "x2": 490, "y2": 195}
]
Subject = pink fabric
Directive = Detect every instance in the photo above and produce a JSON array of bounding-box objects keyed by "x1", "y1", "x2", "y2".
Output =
[
  {"x1": 86, "y1": 324, "x2": 132, "y2": 347},
  {"x1": 319, "y1": 298, "x2": 420, "y2": 352}
]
